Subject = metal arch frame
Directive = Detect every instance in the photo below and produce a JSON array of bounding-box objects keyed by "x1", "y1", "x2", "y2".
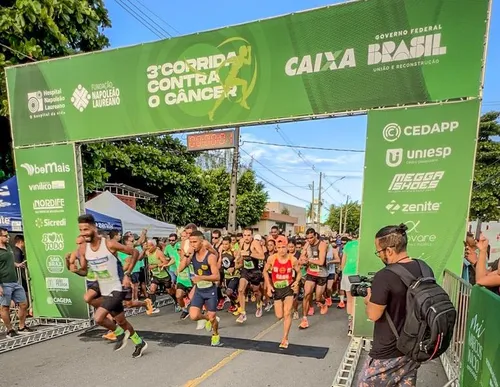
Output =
[
  {"x1": 0, "y1": 297, "x2": 173, "y2": 354},
  {"x1": 331, "y1": 336, "x2": 367, "y2": 387}
]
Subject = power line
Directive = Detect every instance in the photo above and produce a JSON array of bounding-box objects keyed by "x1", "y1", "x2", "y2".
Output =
[
  {"x1": 254, "y1": 172, "x2": 310, "y2": 204},
  {"x1": 0, "y1": 43, "x2": 36, "y2": 61},
  {"x1": 114, "y1": 0, "x2": 165, "y2": 38},
  {"x1": 124, "y1": 0, "x2": 173, "y2": 38},
  {"x1": 133, "y1": 0, "x2": 181, "y2": 35},
  {"x1": 240, "y1": 147, "x2": 308, "y2": 190},
  {"x1": 242, "y1": 140, "x2": 365, "y2": 153}
]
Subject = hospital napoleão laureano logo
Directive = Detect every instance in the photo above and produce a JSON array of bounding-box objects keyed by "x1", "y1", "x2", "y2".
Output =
[{"x1": 145, "y1": 37, "x2": 258, "y2": 122}]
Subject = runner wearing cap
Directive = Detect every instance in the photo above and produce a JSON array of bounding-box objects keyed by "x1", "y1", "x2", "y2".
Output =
[{"x1": 264, "y1": 235, "x2": 302, "y2": 349}]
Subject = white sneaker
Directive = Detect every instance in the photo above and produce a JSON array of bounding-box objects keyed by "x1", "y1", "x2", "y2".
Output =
[{"x1": 196, "y1": 320, "x2": 206, "y2": 330}]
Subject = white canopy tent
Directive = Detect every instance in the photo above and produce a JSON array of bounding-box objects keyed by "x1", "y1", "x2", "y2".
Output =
[{"x1": 86, "y1": 191, "x2": 176, "y2": 236}]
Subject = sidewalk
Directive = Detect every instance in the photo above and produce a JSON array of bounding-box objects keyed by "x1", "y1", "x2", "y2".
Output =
[{"x1": 352, "y1": 351, "x2": 449, "y2": 387}]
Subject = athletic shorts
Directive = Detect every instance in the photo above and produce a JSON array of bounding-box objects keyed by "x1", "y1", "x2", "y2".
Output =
[
  {"x1": 241, "y1": 269, "x2": 263, "y2": 286},
  {"x1": 341, "y1": 275, "x2": 351, "y2": 292},
  {"x1": 305, "y1": 274, "x2": 327, "y2": 287},
  {"x1": 225, "y1": 277, "x2": 239, "y2": 293},
  {"x1": 0, "y1": 282, "x2": 27, "y2": 306},
  {"x1": 191, "y1": 286, "x2": 218, "y2": 312},
  {"x1": 152, "y1": 276, "x2": 172, "y2": 288},
  {"x1": 327, "y1": 272, "x2": 336, "y2": 281},
  {"x1": 131, "y1": 272, "x2": 140, "y2": 284},
  {"x1": 273, "y1": 286, "x2": 294, "y2": 301},
  {"x1": 176, "y1": 282, "x2": 192, "y2": 294},
  {"x1": 101, "y1": 290, "x2": 126, "y2": 316}
]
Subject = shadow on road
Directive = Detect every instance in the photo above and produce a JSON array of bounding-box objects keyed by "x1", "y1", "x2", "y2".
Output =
[{"x1": 78, "y1": 328, "x2": 329, "y2": 359}]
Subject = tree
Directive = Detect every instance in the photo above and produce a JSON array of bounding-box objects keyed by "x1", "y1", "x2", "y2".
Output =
[
  {"x1": 199, "y1": 167, "x2": 268, "y2": 228},
  {"x1": 469, "y1": 111, "x2": 500, "y2": 220},
  {"x1": 81, "y1": 136, "x2": 210, "y2": 226},
  {"x1": 325, "y1": 201, "x2": 361, "y2": 233},
  {"x1": 0, "y1": 0, "x2": 111, "y2": 178},
  {"x1": 281, "y1": 207, "x2": 290, "y2": 216}
]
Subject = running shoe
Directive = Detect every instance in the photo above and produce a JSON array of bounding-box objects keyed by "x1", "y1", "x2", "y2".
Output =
[
  {"x1": 320, "y1": 303, "x2": 329, "y2": 315},
  {"x1": 255, "y1": 302, "x2": 263, "y2": 318},
  {"x1": 292, "y1": 311, "x2": 299, "y2": 320},
  {"x1": 279, "y1": 340, "x2": 289, "y2": 349},
  {"x1": 102, "y1": 331, "x2": 117, "y2": 341},
  {"x1": 299, "y1": 317, "x2": 309, "y2": 330},
  {"x1": 174, "y1": 305, "x2": 181, "y2": 313},
  {"x1": 6, "y1": 330, "x2": 18, "y2": 338},
  {"x1": 217, "y1": 299, "x2": 225, "y2": 310},
  {"x1": 196, "y1": 320, "x2": 206, "y2": 330},
  {"x1": 18, "y1": 326, "x2": 36, "y2": 334},
  {"x1": 114, "y1": 330, "x2": 130, "y2": 351},
  {"x1": 132, "y1": 340, "x2": 148, "y2": 358},
  {"x1": 145, "y1": 298, "x2": 154, "y2": 316},
  {"x1": 325, "y1": 297, "x2": 333, "y2": 307},
  {"x1": 151, "y1": 307, "x2": 160, "y2": 314},
  {"x1": 337, "y1": 300, "x2": 346, "y2": 309},
  {"x1": 236, "y1": 313, "x2": 247, "y2": 324},
  {"x1": 211, "y1": 334, "x2": 223, "y2": 347},
  {"x1": 307, "y1": 306, "x2": 315, "y2": 316},
  {"x1": 180, "y1": 310, "x2": 189, "y2": 320},
  {"x1": 264, "y1": 302, "x2": 274, "y2": 312},
  {"x1": 228, "y1": 305, "x2": 238, "y2": 313}
]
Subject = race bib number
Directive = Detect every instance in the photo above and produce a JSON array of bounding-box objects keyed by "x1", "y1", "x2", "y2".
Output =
[
  {"x1": 274, "y1": 280, "x2": 289, "y2": 289},
  {"x1": 197, "y1": 280, "x2": 213, "y2": 289},
  {"x1": 244, "y1": 260, "x2": 255, "y2": 270},
  {"x1": 309, "y1": 263, "x2": 319, "y2": 272},
  {"x1": 178, "y1": 271, "x2": 189, "y2": 280}
]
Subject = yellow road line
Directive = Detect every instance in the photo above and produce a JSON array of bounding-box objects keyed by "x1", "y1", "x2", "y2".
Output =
[{"x1": 183, "y1": 318, "x2": 283, "y2": 387}]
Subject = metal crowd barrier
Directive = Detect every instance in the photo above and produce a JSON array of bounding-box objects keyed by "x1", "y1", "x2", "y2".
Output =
[{"x1": 441, "y1": 269, "x2": 472, "y2": 386}]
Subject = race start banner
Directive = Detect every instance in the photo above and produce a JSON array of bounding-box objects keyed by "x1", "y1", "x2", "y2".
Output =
[
  {"x1": 6, "y1": 0, "x2": 488, "y2": 147},
  {"x1": 461, "y1": 286, "x2": 500, "y2": 387},
  {"x1": 353, "y1": 100, "x2": 481, "y2": 336},
  {"x1": 14, "y1": 145, "x2": 88, "y2": 319}
]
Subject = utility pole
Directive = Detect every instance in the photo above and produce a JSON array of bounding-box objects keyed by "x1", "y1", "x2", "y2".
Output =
[
  {"x1": 339, "y1": 206, "x2": 343, "y2": 234},
  {"x1": 317, "y1": 172, "x2": 322, "y2": 232},
  {"x1": 309, "y1": 180, "x2": 315, "y2": 226},
  {"x1": 343, "y1": 195, "x2": 350, "y2": 234},
  {"x1": 227, "y1": 127, "x2": 240, "y2": 233}
]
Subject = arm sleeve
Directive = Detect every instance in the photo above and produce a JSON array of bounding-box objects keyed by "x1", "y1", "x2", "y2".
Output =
[{"x1": 370, "y1": 270, "x2": 391, "y2": 306}]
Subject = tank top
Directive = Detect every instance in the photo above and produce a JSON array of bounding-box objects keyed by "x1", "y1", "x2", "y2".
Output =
[
  {"x1": 148, "y1": 249, "x2": 169, "y2": 279},
  {"x1": 271, "y1": 255, "x2": 294, "y2": 289},
  {"x1": 307, "y1": 241, "x2": 328, "y2": 277},
  {"x1": 192, "y1": 251, "x2": 215, "y2": 289},
  {"x1": 85, "y1": 238, "x2": 123, "y2": 295},
  {"x1": 242, "y1": 241, "x2": 259, "y2": 271},
  {"x1": 221, "y1": 250, "x2": 239, "y2": 279}
]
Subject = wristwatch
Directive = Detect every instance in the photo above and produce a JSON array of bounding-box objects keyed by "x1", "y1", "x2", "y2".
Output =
[{"x1": 124, "y1": 272, "x2": 132, "y2": 277}]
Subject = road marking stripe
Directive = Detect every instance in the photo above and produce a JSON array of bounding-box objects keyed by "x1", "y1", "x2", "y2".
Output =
[{"x1": 183, "y1": 318, "x2": 283, "y2": 387}]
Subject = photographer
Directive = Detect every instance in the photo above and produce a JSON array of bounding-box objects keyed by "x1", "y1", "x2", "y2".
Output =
[{"x1": 360, "y1": 224, "x2": 433, "y2": 386}]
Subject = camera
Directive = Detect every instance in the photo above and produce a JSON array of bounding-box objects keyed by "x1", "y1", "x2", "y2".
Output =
[{"x1": 348, "y1": 273, "x2": 375, "y2": 297}]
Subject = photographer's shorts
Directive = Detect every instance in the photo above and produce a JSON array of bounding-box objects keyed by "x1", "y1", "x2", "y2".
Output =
[
  {"x1": 360, "y1": 356, "x2": 420, "y2": 387},
  {"x1": 341, "y1": 275, "x2": 351, "y2": 292}
]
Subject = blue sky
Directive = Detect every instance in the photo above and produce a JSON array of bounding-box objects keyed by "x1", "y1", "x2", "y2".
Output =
[{"x1": 104, "y1": 0, "x2": 500, "y2": 218}]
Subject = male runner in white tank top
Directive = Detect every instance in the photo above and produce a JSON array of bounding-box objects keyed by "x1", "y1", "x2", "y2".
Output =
[{"x1": 71, "y1": 214, "x2": 148, "y2": 358}]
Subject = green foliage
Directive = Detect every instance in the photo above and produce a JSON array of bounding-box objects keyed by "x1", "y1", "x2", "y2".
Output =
[
  {"x1": 469, "y1": 111, "x2": 500, "y2": 221},
  {"x1": 281, "y1": 207, "x2": 290, "y2": 216},
  {"x1": 0, "y1": 0, "x2": 111, "y2": 178},
  {"x1": 199, "y1": 167, "x2": 268, "y2": 228},
  {"x1": 325, "y1": 201, "x2": 361, "y2": 233}
]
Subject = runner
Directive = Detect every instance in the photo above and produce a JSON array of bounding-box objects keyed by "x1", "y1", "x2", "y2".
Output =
[
  {"x1": 72, "y1": 214, "x2": 147, "y2": 358},
  {"x1": 145, "y1": 239, "x2": 176, "y2": 310},
  {"x1": 264, "y1": 235, "x2": 302, "y2": 349},
  {"x1": 166, "y1": 234, "x2": 192, "y2": 320},
  {"x1": 340, "y1": 234, "x2": 359, "y2": 335},
  {"x1": 235, "y1": 228, "x2": 265, "y2": 323},
  {"x1": 287, "y1": 239, "x2": 303, "y2": 320},
  {"x1": 325, "y1": 241, "x2": 341, "y2": 307},
  {"x1": 212, "y1": 229, "x2": 227, "y2": 311},
  {"x1": 263, "y1": 237, "x2": 277, "y2": 312},
  {"x1": 299, "y1": 228, "x2": 328, "y2": 329},
  {"x1": 178, "y1": 231, "x2": 222, "y2": 346},
  {"x1": 220, "y1": 236, "x2": 241, "y2": 313}
]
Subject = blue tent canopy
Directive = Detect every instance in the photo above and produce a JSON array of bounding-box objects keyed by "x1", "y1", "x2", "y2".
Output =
[{"x1": 0, "y1": 176, "x2": 122, "y2": 233}]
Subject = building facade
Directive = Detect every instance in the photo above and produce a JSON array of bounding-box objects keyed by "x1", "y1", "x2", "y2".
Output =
[{"x1": 251, "y1": 202, "x2": 306, "y2": 236}]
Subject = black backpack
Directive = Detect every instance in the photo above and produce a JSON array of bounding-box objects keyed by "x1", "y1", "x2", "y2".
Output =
[{"x1": 385, "y1": 260, "x2": 457, "y2": 363}]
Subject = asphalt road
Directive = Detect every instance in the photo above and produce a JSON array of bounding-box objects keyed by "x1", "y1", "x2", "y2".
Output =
[{"x1": 0, "y1": 302, "x2": 351, "y2": 387}]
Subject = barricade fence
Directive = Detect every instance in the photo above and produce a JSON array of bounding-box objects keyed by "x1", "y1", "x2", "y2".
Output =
[{"x1": 441, "y1": 269, "x2": 473, "y2": 386}]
